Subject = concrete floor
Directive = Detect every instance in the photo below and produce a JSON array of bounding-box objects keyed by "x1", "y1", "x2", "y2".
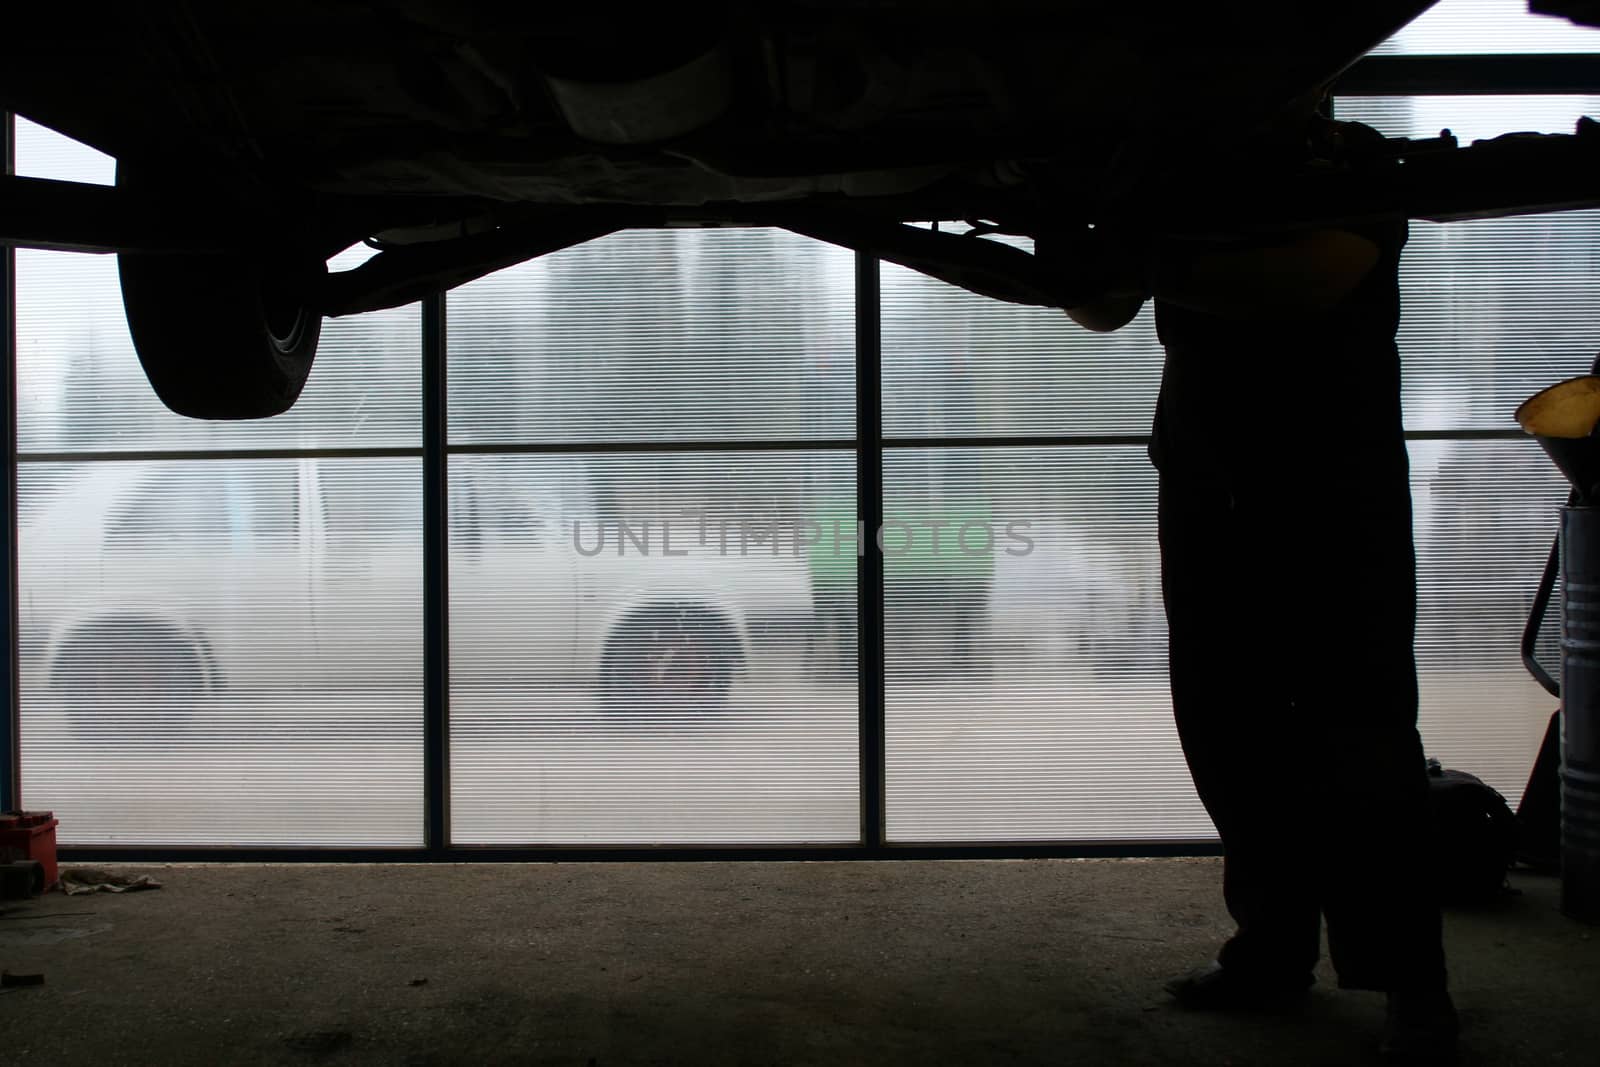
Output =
[{"x1": 0, "y1": 859, "x2": 1596, "y2": 1065}]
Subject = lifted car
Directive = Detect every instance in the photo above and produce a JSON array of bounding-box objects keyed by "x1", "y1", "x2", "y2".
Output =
[{"x1": 3, "y1": 1, "x2": 1599, "y2": 418}]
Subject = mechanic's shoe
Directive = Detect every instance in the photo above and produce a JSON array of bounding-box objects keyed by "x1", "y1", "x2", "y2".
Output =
[
  {"x1": 1380, "y1": 989, "x2": 1460, "y2": 1065},
  {"x1": 1164, "y1": 961, "x2": 1314, "y2": 1010}
]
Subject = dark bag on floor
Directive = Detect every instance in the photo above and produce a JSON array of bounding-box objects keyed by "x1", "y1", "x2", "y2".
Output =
[{"x1": 1425, "y1": 758, "x2": 1520, "y2": 904}]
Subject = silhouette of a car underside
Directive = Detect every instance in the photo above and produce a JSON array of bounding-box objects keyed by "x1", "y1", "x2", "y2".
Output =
[{"x1": 3, "y1": 1, "x2": 1599, "y2": 418}]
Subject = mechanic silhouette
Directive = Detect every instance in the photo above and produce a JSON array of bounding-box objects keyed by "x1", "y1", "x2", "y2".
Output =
[{"x1": 1063, "y1": 96, "x2": 1459, "y2": 1065}]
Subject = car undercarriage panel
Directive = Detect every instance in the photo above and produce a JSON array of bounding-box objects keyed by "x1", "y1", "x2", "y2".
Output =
[
  {"x1": 10, "y1": 2, "x2": 1600, "y2": 324},
  {"x1": 2, "y1": 2, "x2": 1434, "y2": 208}
]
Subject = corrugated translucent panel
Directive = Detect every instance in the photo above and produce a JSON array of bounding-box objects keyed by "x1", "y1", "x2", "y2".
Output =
[
  {"x1": 1373, "y1": 0, "x2": 1600, "y2": 54},
  {"x1": 882, "y1": 447, "x2": 1195, "y2": 842},
  {"x1": 12, "y1": 116, "x2": 114, "y2": 184},
  {"x1": 448, "y1": 452, "x2": 858, "y2": 844},
  {"x1": 446, "y1": 228, "x2": 855, "y2": 445},
  {"x1": 883, "y1": 441, "x2": 1566, "y2": 842},
  {"x1": 13, "y1": 118, "x2": 420, "y2": 452},
  {"x1": 16, "y1": 459, "x2": 424, "y2": 845},
  {"x1": 883, "y1": 239, "x2": 1163, "y2": 438},
  {"x1": 1411, "y1": 438, "x2": 1568, "y2": 793},
  {"x1": 1336, "y1": 96, "x2": 1600, "y2": 431}
]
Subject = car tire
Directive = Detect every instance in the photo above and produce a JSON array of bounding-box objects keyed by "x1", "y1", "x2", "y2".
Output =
[
  {"x1": 51, "y1": 620, "x2": 207, "y2": 736},
  {"x1": 600, "y1": 606, "x2": 737, "y2": 714},
  {"x1": 116, "y1": 228, "x2": 325, "y2": 419}
]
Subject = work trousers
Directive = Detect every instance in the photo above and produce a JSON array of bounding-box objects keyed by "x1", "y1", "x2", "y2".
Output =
[{"x1": 1157, "y1": 450, "x2": 1447, "y2": 992}]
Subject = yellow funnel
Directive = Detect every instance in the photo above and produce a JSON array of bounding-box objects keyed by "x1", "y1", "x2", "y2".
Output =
[{"x1": 1517, "y1": 375, "x2": 1600, "y2": 502}]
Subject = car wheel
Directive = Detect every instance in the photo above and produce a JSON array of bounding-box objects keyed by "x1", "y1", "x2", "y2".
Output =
[
  {"x1": 601, "y1": 607, "x2": 737, "y2": 714},
  {"x1": 50, "y1": 621, "x2": 206, "y2": 736},
  {"x1": 115, "y1": 168, "x2": 325, "y2": 419}
]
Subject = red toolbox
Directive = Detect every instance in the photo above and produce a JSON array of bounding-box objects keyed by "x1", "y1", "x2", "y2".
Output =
[{"x1": 0, "y1": 811, "x2": 59, "y2": 890}]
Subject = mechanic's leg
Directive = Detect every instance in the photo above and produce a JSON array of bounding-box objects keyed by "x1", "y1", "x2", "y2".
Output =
[
  {"x1": 1161, "y1": 478, "x2": 1322, "y2": 984},
  {"x1": 1319, "y1": 713, "x2": 1444, "y2": 993},
  {"x1": 1294, "y1": 478, "x2": 1456, "y2": 1060},
  {"x1": 1295, "y1": 489, "x2": 1446, "y2": 994}
]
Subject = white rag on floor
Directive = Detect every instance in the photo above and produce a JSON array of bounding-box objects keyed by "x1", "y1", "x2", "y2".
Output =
[{"x1": 58, "y1": 868, "x2": 163, "y2": 896}]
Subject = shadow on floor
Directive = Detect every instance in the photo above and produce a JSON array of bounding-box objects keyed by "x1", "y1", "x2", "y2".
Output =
[{"x1": 0, "y1": 860, "x2": 1595, "y2": 1065}]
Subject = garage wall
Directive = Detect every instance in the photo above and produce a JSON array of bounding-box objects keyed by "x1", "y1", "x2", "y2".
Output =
[{"x1": 7, "y1": 5, "x2": 1597, "y2": 849}]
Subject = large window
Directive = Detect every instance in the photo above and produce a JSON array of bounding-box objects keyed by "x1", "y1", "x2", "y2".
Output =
[
  {"x1": 7, "y1": 5, "x2": 1598, "y2": 849},
  {"x1": 12, "y1": 120, "x2": 424, "y2": 845},
  {"x1": 446, "y1": 233, "x2": 859, "y2": 845}
]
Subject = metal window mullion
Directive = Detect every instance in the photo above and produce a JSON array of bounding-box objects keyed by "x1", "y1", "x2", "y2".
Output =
[
  {"x1": 5, "y1": 426, "x2": 1530, "y2": 468},
  {"x1": 422, "y1": 294, "x2": 450, "y2": 852},
  {"x1": 14, "y1": 446, "x2": 425, "y2": 464},
  {"x1": 55, "y1": 840, "x2": 1224, "y2": 864},
  {"x1": 2, "y1": 112, "x2": 17, "y2": 813},
  {"x1": 857, "y1": 251, "x2": 885, "y2": 848},
  {"x1": 442, "y1": 438, "x2": 857, "y2": 455}
]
